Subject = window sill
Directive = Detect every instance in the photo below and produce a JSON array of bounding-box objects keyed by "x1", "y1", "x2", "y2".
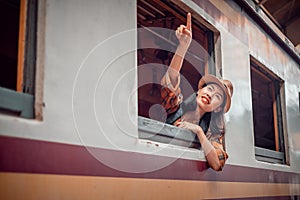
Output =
[
  {"x1": 255, "y1": 146, "x2": 285, "y2": 164},
  {"x1": 0, "y1": 87, "x2": 34, "y2": 118},
  {"x1": 138, "y1": 116, "x2": 201, "y2": 149}
]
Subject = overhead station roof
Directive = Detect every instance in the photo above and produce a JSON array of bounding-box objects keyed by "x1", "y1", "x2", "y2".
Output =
[{"x1": 255, "y1": 0, "x2": 300, "y2": 47}]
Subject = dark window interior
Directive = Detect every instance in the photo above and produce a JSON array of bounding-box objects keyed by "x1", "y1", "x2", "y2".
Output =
[
  {"x1": 0, "y1": 0, "x2": 37, "y2": 119},
  {"x1": 137, "y1": 0, "x2": 210, "y2": 122},
  {"x1": 251, "y1": 63, "x2": 283, "y2": 152},
  {"x1": 0, "y1": 0, "x2": 21, "y2": 90}
]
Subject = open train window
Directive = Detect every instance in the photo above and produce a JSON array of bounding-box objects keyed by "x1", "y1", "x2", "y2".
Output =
[
  {"x1": 250, "y1": 58, "x2": 286, "y2": 164},
  {"x1": 137, "y1": 0, "x2": 216, "y2": 148},
  {"x1": 0, "y1": 0, "x2": 37, "y2": 118}
]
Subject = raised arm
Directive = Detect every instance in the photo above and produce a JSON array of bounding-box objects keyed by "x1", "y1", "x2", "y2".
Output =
[{"x1": 168, "y1": 13, "x2": 192, "y2": 87}]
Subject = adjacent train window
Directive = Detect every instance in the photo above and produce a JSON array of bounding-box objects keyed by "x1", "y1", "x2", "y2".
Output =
[
  {"x1": 250, "y1": 59, "x2": 286, "y2": 164},
  {"x1": 137, "y1": 0, "x2": 216, "y2": 148},
  {"x1": 0, "y1": 0, "x2": 37, "y2": 118}
]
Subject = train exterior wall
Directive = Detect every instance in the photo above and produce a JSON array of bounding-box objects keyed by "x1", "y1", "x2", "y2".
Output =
[{"x1": 0, "y1": 0, "x2": 299, "y2": 199}]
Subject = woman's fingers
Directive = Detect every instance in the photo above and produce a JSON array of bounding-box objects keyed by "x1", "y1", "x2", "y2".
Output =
[
  {"x1": 176, "y1": 28, "x2": 180, "y2": 38},
  {"x1": 186, "y1": 13, "x2": 192, "y2": 31},
  {"x1": 175, "y1": 13, "x2": 192, "y2": 49},
  {"x1": 177, "y1": 121, "x2": 188, "y2": 128},
  {"x1": 176, "y1": 121, "x2": 199, "y2": 134},
  {"x1": 178, "y1": 122, "x2": 185, "y2": 128},
  {"x1": 182, "y1": 28, "x2": 191, "y2": 35},
  {"x1": 178, "y1": 25, "x2": 185, "y2": 35},
  {"x1": 176, "y1": 25, "x2": 191, "y2": 39}
]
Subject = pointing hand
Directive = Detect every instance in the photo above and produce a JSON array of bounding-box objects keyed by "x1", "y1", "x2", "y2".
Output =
[{"x1": 175, "y1": 13, "x2": 192, "y2": 51}]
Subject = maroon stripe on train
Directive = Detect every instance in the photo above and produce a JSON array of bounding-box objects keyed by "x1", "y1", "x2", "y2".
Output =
[{"x1": 0, "y1": 135, "x2": 299, "y2": 183}]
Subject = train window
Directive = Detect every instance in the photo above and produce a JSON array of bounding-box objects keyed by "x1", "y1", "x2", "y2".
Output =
[
  {"x1": 0, "y1": 0, "x2": 37, "y2": 119},
  {"x1": 137, "y1": 0, "x2": 216, "y2": 148},
  {"x1": 250, "y1": 59, "x2": 286, "y2": 164}
]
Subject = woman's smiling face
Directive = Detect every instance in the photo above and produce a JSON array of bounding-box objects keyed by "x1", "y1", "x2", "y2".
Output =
[{"x1": 196, "y1": 83, "x2": 225, "y2": 113}]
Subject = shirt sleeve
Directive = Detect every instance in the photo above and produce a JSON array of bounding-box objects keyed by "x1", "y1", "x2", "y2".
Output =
[
  {"x1": 161, "y1": 71, "x2": 183, "y2": 114},
  {"x1": 209, "y1": 134, "x2": 229, "y2": 171}
]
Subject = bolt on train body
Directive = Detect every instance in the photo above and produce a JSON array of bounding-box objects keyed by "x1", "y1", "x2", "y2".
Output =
[{"x1": 0, "y1": 0, "x2": 299, "y2": 199}]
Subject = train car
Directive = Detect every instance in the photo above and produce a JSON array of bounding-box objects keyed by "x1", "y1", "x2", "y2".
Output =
[{"x1": 0, "y1": 0, "x2": 300, "y2": 199}]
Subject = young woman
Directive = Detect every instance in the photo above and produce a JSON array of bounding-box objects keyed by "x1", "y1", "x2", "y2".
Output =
[{"x1": 161, "y1": 13, "x2": 233, "y2": 171}]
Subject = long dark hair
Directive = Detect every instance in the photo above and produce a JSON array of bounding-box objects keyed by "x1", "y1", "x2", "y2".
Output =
[{"x1": 209, "y1": 109, "x2": 225, "y2": 136}]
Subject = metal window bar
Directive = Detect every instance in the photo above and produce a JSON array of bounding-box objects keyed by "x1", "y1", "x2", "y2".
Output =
[
  {"x1": 23, "y1": 0, "x2": 37, "y2": 95},
  {"x1": 206, "y1": 31, "x2": 215, "y2": 75},
  {"x1": 275, "y1": 81, "x2": 286, "y2": 164}
]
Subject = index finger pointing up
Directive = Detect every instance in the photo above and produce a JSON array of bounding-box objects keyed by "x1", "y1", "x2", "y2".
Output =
[{"x1": 186, "y1": 12, "x2": 192, "y2": 30}]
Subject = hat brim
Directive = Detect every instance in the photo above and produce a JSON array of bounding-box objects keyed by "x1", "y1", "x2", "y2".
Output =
[{"x1": 198, "y1": 74, "x2": 231, "y2": 113}]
